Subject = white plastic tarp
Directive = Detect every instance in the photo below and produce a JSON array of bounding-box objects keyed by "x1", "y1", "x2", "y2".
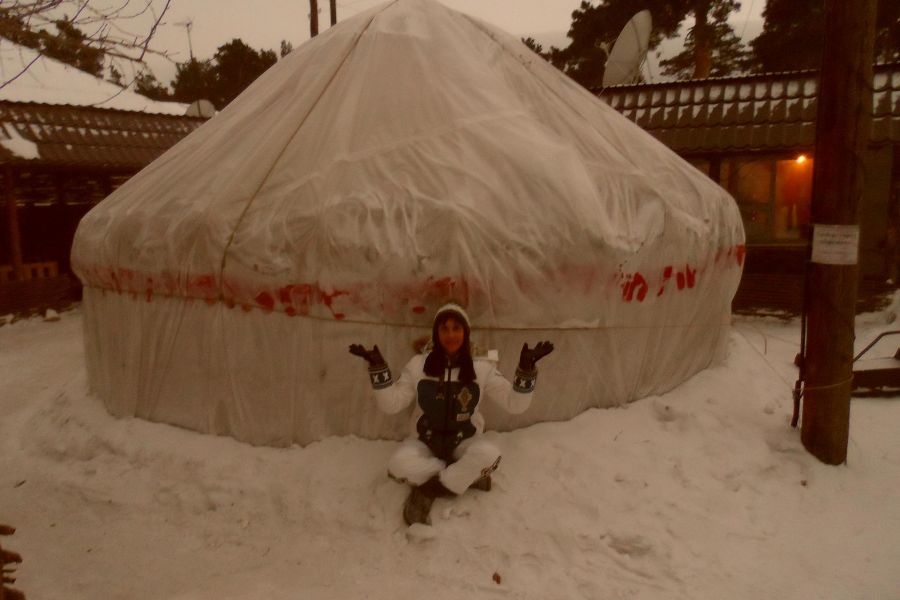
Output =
[{"x1": 72, "y1": 0, "x2": 745, "y2": 447}]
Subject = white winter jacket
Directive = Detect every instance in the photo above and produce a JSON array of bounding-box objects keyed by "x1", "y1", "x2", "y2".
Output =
[{"x1": 370, "y1": 352, "x2": 535, "y2": 439}]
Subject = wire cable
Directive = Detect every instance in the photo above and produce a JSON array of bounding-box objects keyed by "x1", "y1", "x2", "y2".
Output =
[{"x1": 739, "y1": 0, "x2": 757, "y2": 40}]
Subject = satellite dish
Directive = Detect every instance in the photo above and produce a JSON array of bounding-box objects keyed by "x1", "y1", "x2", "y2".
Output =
[
  {"x1": 602, "y1": 10, "x2": 652, "y2": 88},
  {"x1": 185, "y1": 99, "x2": 216, "y2": 119}
]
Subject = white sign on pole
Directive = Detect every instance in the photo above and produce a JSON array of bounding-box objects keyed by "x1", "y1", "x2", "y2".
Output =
[{"x1": 811, "y1": 224, "x2": 860, "y2": 265}]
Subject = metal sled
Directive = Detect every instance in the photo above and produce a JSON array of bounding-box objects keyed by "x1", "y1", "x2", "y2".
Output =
[{"x1": 852, "y1": 331, "x2": 900, "y2": 396}]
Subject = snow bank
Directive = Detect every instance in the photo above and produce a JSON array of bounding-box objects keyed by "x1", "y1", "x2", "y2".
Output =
[{"x1": 1, "y1": 308, "x2": 899, "y2": 599}]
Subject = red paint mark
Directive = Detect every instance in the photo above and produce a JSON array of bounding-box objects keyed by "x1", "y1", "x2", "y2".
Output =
[
  {"x1": 657, "y1": 265, "x2": 674, "y2": 297},
  {"x1": 160, "y1": 272, "x2": 177, "y2": 295},
  {"x1": 424, "y1": 276, "x2": 471, "y2": 307},
  {"x1": 735, "y1": 244, "x2": 746, "y2": 267},
  {"x1": 634, "y1": 273, "x2": 648, "y2": 301},
  {"x1": 621, "y1": 274, "x2": 632, "y2": 300},
  {"x1": 76, "y1": 241, "x2": 744, "y2": 317},
  {"x1": 621, "y1": 273, "x2": 648, "y2": 302},
  {"x1": 318, "y1": 288, "x2": 350, "y2": 319},
  {"x1": 187, "y1": 274, "x2": 218, "y2": 300},
  {"x1": 299, "y1": 285, "x2": 314, "y2": 309},
  {"x1": 255, "y1": 292, "x2": 275, "y2": 311},
  {"x1": 241, "y1": 304, "x2": 252, "y2": 312},
  {"x1": 685, "y1": 265, "x2": 697, "y2": 288},
  {"x1": 431, "y1": 277, "x2": 455, "y2": 297}
]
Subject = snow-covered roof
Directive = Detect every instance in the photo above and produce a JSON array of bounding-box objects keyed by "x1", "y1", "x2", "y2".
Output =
[
  {"x1": 0, "y1": 101, "x2": 205, "y2": 167},
  {"x1": 0, "y1": 38, "x2": 189, "y2": 115},
  {"x1": 603, "y1": 63, "x2": 900, "y2": 152}
]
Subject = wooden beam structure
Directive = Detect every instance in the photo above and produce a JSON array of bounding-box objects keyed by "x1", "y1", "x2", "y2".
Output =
[{"x1": 4, "y1": 166, "x2": 24, "y2": 281}]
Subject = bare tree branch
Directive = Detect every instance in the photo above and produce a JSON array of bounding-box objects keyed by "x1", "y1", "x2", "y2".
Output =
[
  {"x1": 0, "y1": 47, "x2": 42, "y2": 90},
  {"x1": 0, "y1": 0, "x2": 174, "y2": 87},
  {"x1": 138, "y1": 0, "x2": 170, "y2": 60}
]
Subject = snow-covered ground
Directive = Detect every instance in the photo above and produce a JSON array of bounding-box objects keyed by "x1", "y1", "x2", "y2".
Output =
[{"x1": 1, "y1": 301, "x2": 899, "y2": 599}]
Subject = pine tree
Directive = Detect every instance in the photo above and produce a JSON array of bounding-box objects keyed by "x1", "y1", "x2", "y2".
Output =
[
  {"x1": 208, "y1": 39, "x2": 277, "y2": 109},
  {"x1": 659, "y1": 2, "x2": 747, "y2": 78},
  {"x1": 170, "y1": 40, "x2": 278, "y2": 109},
  {"x1": 550, "y1": 0, "x2": 746, "y2": 87},
  {"x1": 40, "y1": 19, "x2": 105, "y2": 77},
  {"x1": 171, "y1": 59, "x2": 215, "y2": 105},
  {"x1": 0, "y1": 13, "x2": 105, "y2": 78},
  {"x1": 134, "y1": 70, "x2": 171, "y2": 101},
  {"x1": 749, "y1": 0, "x2": 898, "y2": 73},
  {"x1": 522, "y1": 37, "x2": 545, "y2": 56}
]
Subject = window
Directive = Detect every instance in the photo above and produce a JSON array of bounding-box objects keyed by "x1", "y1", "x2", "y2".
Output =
[
  {"x1": 774, "y1": 158, "x2": 813, "y2": 240},
  {"x1": 722, "y1": 155, "x2": 813, "y2": 242}
]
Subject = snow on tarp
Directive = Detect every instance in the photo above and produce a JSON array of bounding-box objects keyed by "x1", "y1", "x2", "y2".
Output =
[
  {"x1": 0, "y1": 39, "x2": 189, "y2": 115},
  {"x1": 71, "y1": 0, "x2": 745, "y2": 447}
]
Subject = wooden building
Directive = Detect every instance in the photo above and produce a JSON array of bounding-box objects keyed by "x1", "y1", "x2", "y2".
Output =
[
  {"x1": 602, "y1": 63, "x2": 900, "y2": 312},
  {"x1": 0, "y1": 39, "x2": 208, "y2": 314},
  {"x1": 0, "y1": 101, "x2": 204, "y2": 313}
]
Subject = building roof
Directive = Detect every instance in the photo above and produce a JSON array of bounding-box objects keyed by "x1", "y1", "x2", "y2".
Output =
[
  {"x1": 601, "y1": 63, "x2": 900, "y2": 154},
  {"x1": 0, "y1": 101, "x2": 205, "y2": 169},
  {"x1": 0, "y1": 38, "x2": 189, "y2": 115}
]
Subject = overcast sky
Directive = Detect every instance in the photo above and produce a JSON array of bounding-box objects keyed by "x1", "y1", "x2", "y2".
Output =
[{"x1": 141, "y1": 0, "x2": 765, "y2": 84}]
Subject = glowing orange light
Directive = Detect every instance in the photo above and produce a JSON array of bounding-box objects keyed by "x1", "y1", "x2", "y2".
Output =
[{"x1": 796, "y1": 154, "x2": 807, "y2": 164}]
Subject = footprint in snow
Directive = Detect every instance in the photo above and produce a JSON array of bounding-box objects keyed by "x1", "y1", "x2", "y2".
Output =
[{"x1": 606, "y1": 532, "x2": 654, "y2": 558}]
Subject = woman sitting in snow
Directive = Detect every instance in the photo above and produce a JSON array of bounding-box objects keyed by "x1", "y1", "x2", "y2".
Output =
[{"x1": 349, "y1": 303, "x2": 553, "y2": 526}]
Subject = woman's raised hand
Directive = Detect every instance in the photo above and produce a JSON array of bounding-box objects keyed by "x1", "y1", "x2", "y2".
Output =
[
  {"x1": 348, "y1": 344, "x2": 387, "y2": 367},
  {"x1": 518, "y1": 341, "x2": 554, "y2": 372}
]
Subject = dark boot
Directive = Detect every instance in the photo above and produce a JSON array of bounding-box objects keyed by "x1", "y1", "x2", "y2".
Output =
[
  {"x1": 418, "y1": 475, "x2": 455, "y2": 498},
  {"x1": 403, "y1": 476, "x2": 455, "y2": 526},
  {"x1": 469, "y1": 475, "x2": 491, "y2": 491},
  {"x1": 470, "y1": 456, "x2": 501, "y2": 491},
  {"x1": 403, "y1": 486, "x2": 435, "y2": 526}
]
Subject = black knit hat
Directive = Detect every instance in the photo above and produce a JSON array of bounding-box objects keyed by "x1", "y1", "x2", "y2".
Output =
[{"x1": 423, "y1": 303, "x2": 476, "y2": 383}]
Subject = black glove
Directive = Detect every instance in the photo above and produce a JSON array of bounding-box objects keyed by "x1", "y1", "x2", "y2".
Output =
[
  {"x1": 349, "y1": 344, "x2": 387, "y2": 368},
  {"x1": 518, "y1": 341, "x2": 554, "y2": 372}
]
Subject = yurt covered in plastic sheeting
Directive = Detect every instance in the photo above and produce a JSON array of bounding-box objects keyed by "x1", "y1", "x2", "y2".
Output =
[{"x1": 71, "y1": 0, "x2": 745, "y2": 447}]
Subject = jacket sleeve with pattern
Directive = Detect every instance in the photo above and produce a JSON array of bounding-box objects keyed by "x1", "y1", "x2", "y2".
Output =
[
  {"x1": 370, "y1": 356, "x2": 420, "y2": 415},
  {"x1": 479, "y1": 361, "x2": 535, "y2": 415}
]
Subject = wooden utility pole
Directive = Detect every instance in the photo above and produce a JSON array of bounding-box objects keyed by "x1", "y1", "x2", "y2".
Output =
[
  {"x1": 330, "y1": 0, "x2": 337, "y2": 26},
  {"x1": 309, "y1": 0, "x2": 319, "y2": 37},
  {"x1": 801, "y1": 0, "x2": 877, "y2": 464}
]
